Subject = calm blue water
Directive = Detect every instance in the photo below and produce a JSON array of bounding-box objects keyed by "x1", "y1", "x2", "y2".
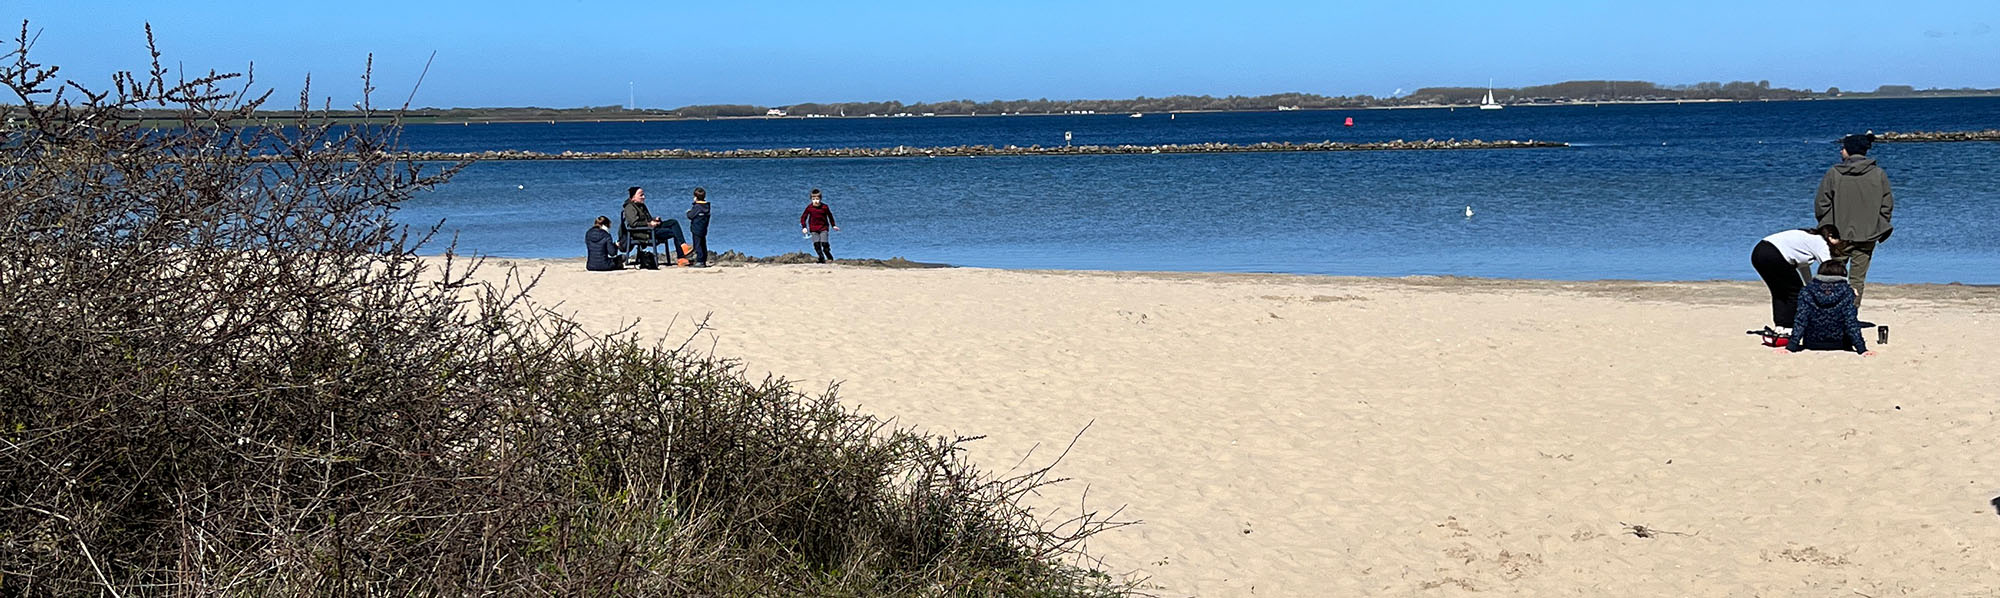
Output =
[{"x1": 397, "y1": 97, "x2": 2000, "y2": 282}]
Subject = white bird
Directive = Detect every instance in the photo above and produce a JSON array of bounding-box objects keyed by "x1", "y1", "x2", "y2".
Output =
[
  {"x1": 517, "y1": 184, "x2": 525, "y2": 190},
  {"x1": 1464, "y1": 205, "x2": 1474, "y2": 218}
]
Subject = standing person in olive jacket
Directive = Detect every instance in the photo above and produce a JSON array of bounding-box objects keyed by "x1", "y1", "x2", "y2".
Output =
[
  {"x1": 1815, "y1": 133, "x2": 1894, "y2": 301},
  {"x1": 799, "y1": 188, "x2": 839, "y2": 263},
  {"x1": 686, "y1": 187, "x2": 712, "y2": 267}
]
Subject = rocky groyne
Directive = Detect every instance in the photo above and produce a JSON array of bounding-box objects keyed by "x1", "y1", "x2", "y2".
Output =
[
  {"x1": 707, "y1": 250, "x2": 949, "y2": 268},
  {"x1": 387, "y1": 139, "x2": 1566, "y2": 162},
  {"x1": 1875, "y1": 130, "x2": 2000, "y2": 142}
]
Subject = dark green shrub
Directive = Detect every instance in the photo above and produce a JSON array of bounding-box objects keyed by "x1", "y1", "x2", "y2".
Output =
[{"x1": 0, "y1": 23, "x2": 1129, "y2": 597}]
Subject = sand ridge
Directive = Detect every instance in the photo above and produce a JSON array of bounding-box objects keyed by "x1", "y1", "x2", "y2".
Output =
[{"x1": 493, "y1": 260, "x2": 2000, "y2": 597}]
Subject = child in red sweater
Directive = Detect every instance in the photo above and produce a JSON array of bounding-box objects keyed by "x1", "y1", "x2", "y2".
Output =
[{"x1": 799, "y1": 189, "x2": 840, "y2": 263}]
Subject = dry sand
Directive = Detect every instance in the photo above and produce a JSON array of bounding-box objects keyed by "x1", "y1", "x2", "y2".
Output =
[{"x1": 493, "y1": 259, "x2": 2000, "y2": 597}]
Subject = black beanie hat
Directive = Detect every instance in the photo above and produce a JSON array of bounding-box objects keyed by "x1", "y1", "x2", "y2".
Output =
[{"x1": 1841, "y1": 133, "x2": 1874, "y2": 155}]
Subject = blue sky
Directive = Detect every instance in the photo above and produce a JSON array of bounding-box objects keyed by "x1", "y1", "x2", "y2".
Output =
[{"x1": 13, "y1": 1, "x2": 1998, "y2": 108}]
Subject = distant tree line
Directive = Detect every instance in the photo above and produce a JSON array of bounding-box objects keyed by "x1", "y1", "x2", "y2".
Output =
[
  {"x1": 84, "y1": 80, "x2": 2000, "y2": 123},
  {"x1": 1404, "y1": 80, "x2": 1813, "y2": 103},
  {"x1": 780, "y1": 92, "x2": 1376, "y2": 116},
  {"x1": 674, "y1": 81, "x2": 2000, "y2": 117}
]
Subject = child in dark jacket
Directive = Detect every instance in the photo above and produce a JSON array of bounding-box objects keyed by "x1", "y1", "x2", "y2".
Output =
[
  {"x1": 1784, "y1": 260, "x2": 1873, "y2": 355},
  {"x1": 686, "y1": 187, "x2": 711, "y2": 267}
]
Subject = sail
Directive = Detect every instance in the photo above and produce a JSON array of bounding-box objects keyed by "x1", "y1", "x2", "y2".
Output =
[{"x1": 1479, "y1": 88, "x2": 1502, "y2": 109}]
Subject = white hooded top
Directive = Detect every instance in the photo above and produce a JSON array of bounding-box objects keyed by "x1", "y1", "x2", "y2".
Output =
[{"x1": 1762, "y1": 229, "x2": 1833, "y2": 265}]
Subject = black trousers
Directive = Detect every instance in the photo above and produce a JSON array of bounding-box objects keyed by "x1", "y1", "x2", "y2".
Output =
[
  {"x1": 1750, "y1": 240, "x2": 1804, "y2": 328},
  {"x1": 689, "y1": 222, "x2": 708, "y2": 263}
]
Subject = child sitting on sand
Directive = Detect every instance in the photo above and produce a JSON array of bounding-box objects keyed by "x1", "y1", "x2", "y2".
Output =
[{"x1": 1782, "y1": 260, "x2": 1873, "y2": 356}]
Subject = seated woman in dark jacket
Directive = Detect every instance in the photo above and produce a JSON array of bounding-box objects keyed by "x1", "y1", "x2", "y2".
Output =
[
  {"x1": 1784, "y1": 260, "x2": 1873, "y2": 355},
  {"x1": 585, "y1": 216, "x2": 624, "y2": 271}
]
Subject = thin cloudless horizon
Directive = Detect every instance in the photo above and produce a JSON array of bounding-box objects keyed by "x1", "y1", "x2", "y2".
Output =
[{"x1": 13, "y1": 1, "x2": 1999, "y2": 109}]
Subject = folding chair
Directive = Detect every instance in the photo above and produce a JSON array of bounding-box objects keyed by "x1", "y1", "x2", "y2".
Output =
[{"x1": 618, "y1": 223, "x2": 659, "y2": 269}]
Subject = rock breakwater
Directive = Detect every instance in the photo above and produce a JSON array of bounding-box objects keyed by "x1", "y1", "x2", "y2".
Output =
[{"x1": 1875, "y1": 130, "x2": 2000, "y2": 142}]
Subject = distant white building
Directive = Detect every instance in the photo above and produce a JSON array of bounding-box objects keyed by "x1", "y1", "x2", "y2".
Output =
[{"x1": 765, "y1": 108, "x2": 787, "y2": 117}]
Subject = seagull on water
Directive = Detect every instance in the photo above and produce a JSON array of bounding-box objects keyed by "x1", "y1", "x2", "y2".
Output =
[{"x1": 1464, "y1": 205, "x2": 1474, "y2": 218}]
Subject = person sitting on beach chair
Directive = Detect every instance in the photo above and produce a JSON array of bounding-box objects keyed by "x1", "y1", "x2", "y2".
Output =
[
  {"x1": 1781, "y1": 260, "x2": 1874, "y2": 356},
  {"x1": 620, "y1": 186, "x2": 692, "y2": 266},
  {"x1": 585, "y1": 215, "x2": 623, "y2": 271}
]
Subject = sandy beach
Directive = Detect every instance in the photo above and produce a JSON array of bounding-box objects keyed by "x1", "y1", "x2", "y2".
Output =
[{"x1": 494, "y1": 260, "x2": 2000, "y2": 596}]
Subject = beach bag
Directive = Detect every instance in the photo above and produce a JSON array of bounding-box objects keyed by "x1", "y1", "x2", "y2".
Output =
[
  {"x1": 636, "y1": 250, "x2": 658, "y2": 270},
  {"x1": 1746, "y1": 327, "x2": 1788, "y2": 347}
]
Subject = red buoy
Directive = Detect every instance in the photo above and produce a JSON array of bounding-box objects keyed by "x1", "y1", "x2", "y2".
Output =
[{"x1": 1344, "y1": 117, "x2": 1355, "y2": 127}]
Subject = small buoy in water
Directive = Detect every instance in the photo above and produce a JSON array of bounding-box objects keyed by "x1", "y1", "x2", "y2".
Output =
[
  {"x1": 1344, "y1": 117, "x2": 1355, "y2": 127},
  {"x1": 517, "y1": 184, "x2": 525, "y2": 189},
  {"x1": 1464, "y1": 205, "x2": 1474, "y2": 218}
]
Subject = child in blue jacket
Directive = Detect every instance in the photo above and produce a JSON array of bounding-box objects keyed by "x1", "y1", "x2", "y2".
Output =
[{"x1": 1783, "y1": 260, "x2": 1874, "y2": 356}]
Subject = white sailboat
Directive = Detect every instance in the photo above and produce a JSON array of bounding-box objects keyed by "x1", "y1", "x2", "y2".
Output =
[{"x1": 1479, "y1": 86, "x2": 1503, "y2": 110}]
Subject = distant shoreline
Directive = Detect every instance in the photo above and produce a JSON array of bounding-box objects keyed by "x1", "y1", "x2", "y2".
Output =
[
  {"x1": 401, "y1": 94, "x2": 1999, "y2": 126},
  {"x1": 162, "y1": 94, "x2": 1995, "y2": 128},
  {"x1": 373, "y1": 139, "x2": 1567, "y2": 161}
]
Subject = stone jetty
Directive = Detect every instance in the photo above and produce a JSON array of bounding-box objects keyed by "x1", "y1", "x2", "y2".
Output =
[
  {"x1": 1874, "y1": 130, "x2": 2000, "y2": 143},
  {"x1": 377, "y1": 139, "x2": 1566, "y2": 162}
]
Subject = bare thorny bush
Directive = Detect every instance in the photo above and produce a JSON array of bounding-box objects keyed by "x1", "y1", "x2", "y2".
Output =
[{"x1": 0, "y1": 23, "x2": 1131, "y2": 597}]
